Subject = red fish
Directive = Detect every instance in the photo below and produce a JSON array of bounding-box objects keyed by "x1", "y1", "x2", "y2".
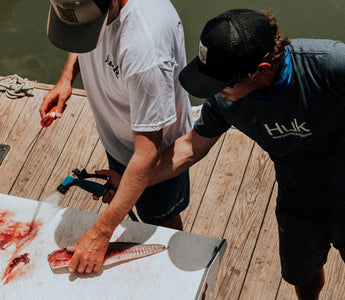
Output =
[{"x1": 47, "y1": 242, "x2": 166, "y2": 270}]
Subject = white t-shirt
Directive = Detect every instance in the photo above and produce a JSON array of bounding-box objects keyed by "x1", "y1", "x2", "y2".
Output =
[{"x1": 78, "y1": 0, "x2": 193, "y2": 165}]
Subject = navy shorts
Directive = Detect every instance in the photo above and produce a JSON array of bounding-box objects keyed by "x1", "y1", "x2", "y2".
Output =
[
  {"x1": 276, "y1": 213, "x2": 345, "y2": 285},
  {"x1": 107, "y1": 153, "x2": 190, "y2": 225}
]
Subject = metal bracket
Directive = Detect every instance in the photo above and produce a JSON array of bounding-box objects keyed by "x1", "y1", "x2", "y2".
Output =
[{"x1": 0, "y1": 144, "x2": 10, "y2": 166}]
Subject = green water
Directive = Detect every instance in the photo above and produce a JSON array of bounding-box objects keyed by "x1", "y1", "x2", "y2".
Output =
[{"x1": 1, "y1": 0, "x2": 345, "y2": 105}]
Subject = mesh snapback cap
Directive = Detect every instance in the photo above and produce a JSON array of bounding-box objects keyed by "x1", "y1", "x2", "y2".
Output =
[
  {"x1": 47, "y1": 0, "x2": 112, "y2": 53},
  {"x1": 179, "y1": 9, "x2": 275, "y2": 98}
]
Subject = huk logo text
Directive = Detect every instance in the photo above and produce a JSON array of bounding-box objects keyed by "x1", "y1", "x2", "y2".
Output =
[{"x1": 264, "y1": 118, "x2": 312, "y2": 139}]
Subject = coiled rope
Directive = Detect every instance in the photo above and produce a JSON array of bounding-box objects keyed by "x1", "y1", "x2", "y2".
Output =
[{"x1": 0, "y1": 74, "x2": 34, "y2": 99}]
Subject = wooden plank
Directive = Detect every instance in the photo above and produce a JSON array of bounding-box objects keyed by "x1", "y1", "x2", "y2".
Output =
[
  {"x1": 0, "y1": 90, "x2": 45, "y2": 194},
  {"x1": 321, "y1": 248, "x2": 345, "y2": 299},
  {"x1": 211, "y1": 143, "x2": 276, "y2": 300},
  {"x1": 0, "y1": 92, "x2": 27, "y2": 143},
  {"x1": 190, "y1": 129, "x2": 255, "y2": 238},
  {"x1": 181, "y1": 133, "x2": 226, "y2": 232},
  {"x1": 190, "y1": 129, "x2": 255, "y2": 300},
  {"x1": 39, "y1": 99, "x2": 100, "y2": 209},
  {"x1": 8, "y1": 94, "x2": 86, "y2": 200},
  {"x1": 239, "y1": 183, "x2": 281, "y2": 300},
  {"x1": 276, "y1": 275, "x2": 296, "y2": 299}
]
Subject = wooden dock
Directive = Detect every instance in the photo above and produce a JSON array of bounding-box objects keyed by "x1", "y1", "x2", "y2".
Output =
[{"x1": 1, "y1": 80, "x2": 345, "y2": 299}]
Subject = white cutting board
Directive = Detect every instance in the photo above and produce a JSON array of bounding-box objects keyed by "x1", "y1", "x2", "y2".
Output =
[{"x1": 0, "y1": 194, "x2": 225, "y2": 300}]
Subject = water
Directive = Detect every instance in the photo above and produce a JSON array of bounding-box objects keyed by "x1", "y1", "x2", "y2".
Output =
[
  {"x1": 1, "y1": 0, "x2": 345, "y2": 105},
  {"x1": 29, "y1": 191, "x2": 61, "y2": 228},
  {"x1": 41, "y1": 191, "x2": 64, "y2": 206}
]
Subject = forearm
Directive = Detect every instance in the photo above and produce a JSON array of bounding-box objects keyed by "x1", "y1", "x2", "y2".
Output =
[
  {"x1": 96, "y1": 154, "x2": 157, "y2": 234},
  {"x1": 59, "y1": 53, "x2": 80, "y2": 85},
  {"x1": 149, "y1": 134, "x2": 197, "y2": 185},
  {"x1": 40, "y1": 53, "x2": 81, "y2": 118},
  {"x1": 149, "y1": 129, "x2": 220, "y2": 186},
  {"x1": 95, "y1": 131, "x2": 162, "y2": 235}
]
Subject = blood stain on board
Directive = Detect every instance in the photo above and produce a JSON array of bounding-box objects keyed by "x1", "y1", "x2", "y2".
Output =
[
  {"x1": 2, "y1": 253, "x2": 30, "y2": 284},
  {"x1": 0, "y1": 211, "x2": 41, "y2": 285}
]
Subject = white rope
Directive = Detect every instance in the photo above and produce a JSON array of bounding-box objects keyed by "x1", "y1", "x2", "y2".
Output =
[{"x1": 0, "y1": 74, "x2": 34, "y2": 99}]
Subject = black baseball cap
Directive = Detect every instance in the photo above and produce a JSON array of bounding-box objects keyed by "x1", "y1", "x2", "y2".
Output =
[
  {"x1": 47, "y1": 0, "x2": 112, "y2": 53},
  {"x1": 179, "y1": 9, "x2": 275, "y2": 98}
]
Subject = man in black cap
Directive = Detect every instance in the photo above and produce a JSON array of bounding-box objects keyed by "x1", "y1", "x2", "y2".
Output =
[
  {"x1": 41, "y1": 0, "x2": 192, "y2": 274},
  {"x1": 104, "y1": 8, "x2": 345, "y2": 299}
]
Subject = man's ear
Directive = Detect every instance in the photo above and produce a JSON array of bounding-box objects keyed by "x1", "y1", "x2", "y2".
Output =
[
  {"x1": 249, "y1": 62, "x2": 273, "y2": 83},
  {"x1": 257, "y1": 62, "x2": 272, "y2": 73}
]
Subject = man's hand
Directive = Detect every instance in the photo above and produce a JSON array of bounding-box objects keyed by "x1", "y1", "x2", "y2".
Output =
[
  {"x1": 93, "y1": 170, "x2": 122, "y2": 203},
  {"x1": 39, "y1": 52, "x2": 80, "y2": 120},
  {"x1": 67, "y1": 224, "x2": 112, "y2": 273},
  {"x1": 39, "y1": 80, "x2": 71, "y2": 119}
]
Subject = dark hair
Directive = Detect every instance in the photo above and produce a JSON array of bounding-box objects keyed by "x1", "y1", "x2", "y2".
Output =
[{"x1": 262, "y1": 10, "x2": 290, "y2": 67}]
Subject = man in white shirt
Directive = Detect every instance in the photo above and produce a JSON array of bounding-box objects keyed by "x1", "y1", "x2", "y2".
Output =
[{"x1": 41, "y1": 0, "x2": 193, "y2": 274}]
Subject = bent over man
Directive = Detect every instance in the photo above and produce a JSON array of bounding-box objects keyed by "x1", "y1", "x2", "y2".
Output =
[{"x1": 41, "y1": 0, "x2": 193, "y2": 273}]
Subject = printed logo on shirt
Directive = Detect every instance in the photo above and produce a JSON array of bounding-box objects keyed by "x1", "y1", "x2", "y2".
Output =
[
  {"x1": 264, "y1": 118, "x2": 312, "y2": 139},
  {"x1": 105, "y1": 55, "x2": 120, "y2": 78}
]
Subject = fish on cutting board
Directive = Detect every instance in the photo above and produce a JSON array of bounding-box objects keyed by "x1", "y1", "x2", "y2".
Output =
[{"x1": 48, "y1": 242, "x2": 166, "y2": 270}]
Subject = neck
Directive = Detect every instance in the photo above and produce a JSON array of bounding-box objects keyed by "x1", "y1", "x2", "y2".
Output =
[{"x1": 107, "y1": 0, "x2": 127, "y2": 24}]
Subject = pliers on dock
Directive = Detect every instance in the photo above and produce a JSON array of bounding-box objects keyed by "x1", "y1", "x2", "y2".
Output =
[{"x1": 59, "y1": 168, "x2": 139, "y2": 221}]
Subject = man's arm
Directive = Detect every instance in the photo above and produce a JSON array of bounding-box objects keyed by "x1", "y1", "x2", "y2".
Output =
[
  {"x1": 150, "y1": 129, "x2": 221, "y2": 185},
  {"x1": 39, "y1": 53, "x2": 80, "y2": 118},
  {"x1": 98, "y1": 129, "x2": 221, "y2": 196},
  {"x1": 67, "y1": 129, "x2": 163, "y2": 273},
  {"x1": 99, "y1": 129, "x2": 163, "y2": 227}
]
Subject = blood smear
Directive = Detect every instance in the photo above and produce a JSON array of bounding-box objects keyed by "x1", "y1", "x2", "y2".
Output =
[
  {"x1": 2, "y1": 253, "x2": 30, "y2": 284},
  {"x1": 0, "y1": 211, "x2": 41, "y2": 284}
]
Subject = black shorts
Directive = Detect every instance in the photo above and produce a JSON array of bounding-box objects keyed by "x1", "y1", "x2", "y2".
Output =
[
  {"x1": 276, "y1": 213, "x2": 345, "y2": 285},
  {"x1": 107, "y1": 153, "x2": 190, "y2": 225}
]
